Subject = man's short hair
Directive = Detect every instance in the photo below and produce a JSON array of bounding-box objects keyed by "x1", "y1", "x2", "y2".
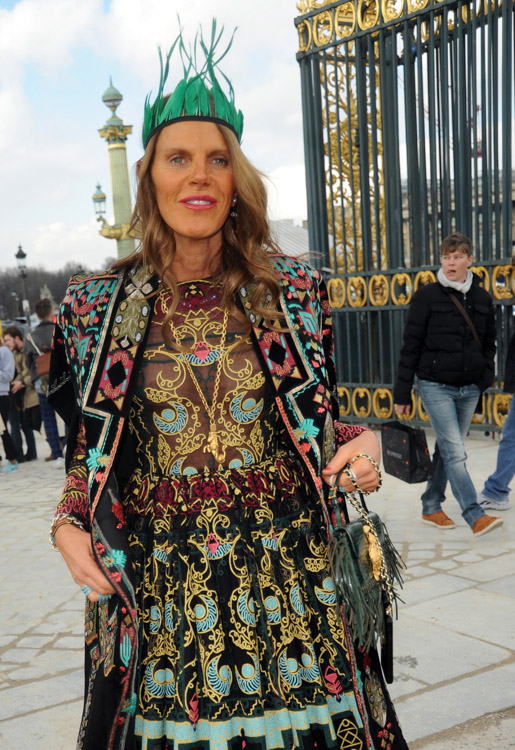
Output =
[
  {"x1": 35, "y1": 298, "x2": 53, "y2": 319},
  {"x1": 440, "y1": 232, "x2": 473, "y2": 257},
  {"x1": 3, "y1": 325, "x2": 23, "y2": 340}
]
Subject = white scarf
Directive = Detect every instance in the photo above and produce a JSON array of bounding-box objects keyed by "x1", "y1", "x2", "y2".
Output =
[{"x1": 437, "y1": 267, "x2": 474, "y2": 294}]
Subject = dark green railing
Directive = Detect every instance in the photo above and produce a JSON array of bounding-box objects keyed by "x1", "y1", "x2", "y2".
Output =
[{"x1": 295, "y1": 0, "x2": 515, "y2": 430}]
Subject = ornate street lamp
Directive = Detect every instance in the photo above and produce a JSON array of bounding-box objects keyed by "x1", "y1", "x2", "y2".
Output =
[
  {"x1": 15, "y1": 245, "x2": 30, "y2": 319},
  {"x1": 96, "y1": 79, "x2": 135, "y2": 258},
  {"x1": 92, "y1": 183, "x2": 107, "y2": 216}
]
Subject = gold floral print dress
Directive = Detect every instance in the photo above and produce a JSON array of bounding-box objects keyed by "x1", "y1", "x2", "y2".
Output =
[{"x1": 114, "y1": 278, "x2": 403, "y2": 750}]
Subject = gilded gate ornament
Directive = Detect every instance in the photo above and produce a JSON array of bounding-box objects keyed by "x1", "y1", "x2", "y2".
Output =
[
  {"x1": 351, "y1": 387, "x2": 372, "y2": 417},
  {"x1": 470, "y1": 266, "x2": 490, "y2": 291},
  {"x1": 327, "y1": 277, "x2": 346, "y2": 308},
  {"x1": 381, "y1": 0, "x2": 404, "y2": 21},
  {"x1": 414, "y1": 270, "x2": 436, "y2": 290},
  {"x1": 492, "y1": 393, "x2": 512, "y2": 427},
  {"x1": 313, "y1": 10, "x2": 334, "y2": 46},
  {"x1": 357, "y1": 0, "x2": 380, "y2": 29},
  {"x1": 492, "y1": 265, "x2": 515, "y2": 300},
  {"x1": 391, "y1": 273, "x2": 413, "y2": 305},
  {"x1": 372, "y1": 388, "x2": 393, "y2": 419},
  {"x1": 347, "y1": 276, "x2": 367, "y2": 307},
  {"x1": 369, "y1": 274, "x2": 389, "y2": 306},
  {"x1": 416, "y1": 396, "x2": 430, "y2": 423},
  {"x1": 337, "y1": 386, "x2": 352, "y2": 416},
  {"x1": 335, "y1": 2, "x2": 357, "y2": 36}
]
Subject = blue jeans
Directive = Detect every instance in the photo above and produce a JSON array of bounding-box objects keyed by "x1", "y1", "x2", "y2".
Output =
[
  {"x1": 38, "y1": 391, "x2": 63, "y2": 459},
  {"x1": 483, "y1": 396, "x2": 515, "y2": 501},
  {"x1": 418, "y1": 380, "x2": 484, "y2": 527}
]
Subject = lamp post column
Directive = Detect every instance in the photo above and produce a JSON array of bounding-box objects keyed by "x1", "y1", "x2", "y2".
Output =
[
  {"x1": 15, "y1": 245, "x2": 30, "y2": 320},
  {"x1": 98, "y1": 79, "x2": 135, "y2": 258}
]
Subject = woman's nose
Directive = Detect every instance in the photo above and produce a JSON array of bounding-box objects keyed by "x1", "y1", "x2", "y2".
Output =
[{"x1": 190, "y1": 158, "x2": 209, "y2": 183}]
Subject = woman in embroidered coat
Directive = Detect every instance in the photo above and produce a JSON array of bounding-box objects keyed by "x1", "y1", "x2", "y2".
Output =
[{"x1": 48, "y1": 25, "x2": 407, "y2": 750}]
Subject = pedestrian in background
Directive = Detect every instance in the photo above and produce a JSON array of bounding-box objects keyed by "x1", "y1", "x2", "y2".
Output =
[
  {"x1": 394, "y1": 232, "x2": 501, "y2": 537},
  {"x1": 0, "y1": 340, "x2": 19, "y2": 474},
  {"x1": 3, "y1": 325, "x2": 40, "y2": 463},
  {"x1": 479, "y1": 328, "x2": 515, "y2": 511},
  {"x1": 25, "y1": 298, "x2": 64, "y2": 468}
]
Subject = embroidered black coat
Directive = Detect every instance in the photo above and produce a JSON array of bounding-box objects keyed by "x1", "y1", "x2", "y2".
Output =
[{"x1": 48, "y1": 256, "x2": 394, "y2": 750}]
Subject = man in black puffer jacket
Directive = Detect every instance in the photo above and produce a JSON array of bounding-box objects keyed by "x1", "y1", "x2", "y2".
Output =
[{"x1": 394, "y1": 232, "x2": 502, "y2": 537}]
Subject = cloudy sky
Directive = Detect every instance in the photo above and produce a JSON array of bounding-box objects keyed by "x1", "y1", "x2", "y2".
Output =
[{"x1": 0, "y1": 0, "x2": 307, "y2": 272}]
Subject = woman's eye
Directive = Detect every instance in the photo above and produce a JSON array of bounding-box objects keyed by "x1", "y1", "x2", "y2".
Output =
[
  {"x1": 212, "y1": 156, "x2": 229, "y2": 167},
  {"x1": 169, "y1": 155, "x2": 185, "y2": 164}
]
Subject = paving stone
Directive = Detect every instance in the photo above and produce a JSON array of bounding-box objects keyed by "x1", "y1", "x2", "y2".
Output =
[
  {"x1": 0, "y1": 698, "x2": 82, "y2": 749},
  {"x1": 389, "y1": 612, "x2": 510, "y2": 687},
  {"x1": 406, "y1": 550, "x2": 439, "y2": 560},
  {"x1": 0, "y1": 648, "x2": 42, "y2": 665},
  {"x1": 396, "y1": 663, "x2": 515, "y2": 743},
  {"x1": 0, "y1": 669, "x2": 83, "y2": 720},
  {"x1": 452, "y1": 552, "x2": 485, "y2": 563},
  {"x1": 54, "y1": 635, "x2": 83, "y2": 649},
  {"x1": 430, "y1": 560, "x2": 458, "y2": 570},
  {"x1": 403, "y1": 565, "x2": 433, "y2": 578},
  {"x1": 17, "y1": 635, "x2": 55, "y2": 649},
  {"x1": 405, "y1": 588, "x2": 515, "y2": 650},
  {"x1": 479, "y1": 574, "x2": 515, "y2": 598},
  {"x1": 450, "y1": 552, "x2": 515, "y2": 583},
  {"x1": 8, "y1": 665, "x2": 49, "y2": 681},
  {"x1": 402, "y1": 572, "x2": 474, "y2": 606}
]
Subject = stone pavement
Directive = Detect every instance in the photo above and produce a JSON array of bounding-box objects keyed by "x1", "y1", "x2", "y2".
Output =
[{"x1": 0, "y1": 428, "x2": 514, "y2": 748}]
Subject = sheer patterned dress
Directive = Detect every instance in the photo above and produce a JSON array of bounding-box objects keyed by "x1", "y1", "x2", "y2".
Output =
[{"x1": 60, "y1": 278, "x2": 407, "y2": 750}]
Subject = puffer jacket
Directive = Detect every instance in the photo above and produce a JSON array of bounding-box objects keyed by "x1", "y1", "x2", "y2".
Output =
[{"x1": 393, "y1": 273, "x2": 496, "y2": 404}]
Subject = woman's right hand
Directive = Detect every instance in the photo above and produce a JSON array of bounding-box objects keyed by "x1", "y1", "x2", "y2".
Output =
[
  {"x1": 54, "y1": 524, "x2": 116, "y2": 602},
  {"x1": 394, "y1": 403, "x2": 411, "y2": 417}
]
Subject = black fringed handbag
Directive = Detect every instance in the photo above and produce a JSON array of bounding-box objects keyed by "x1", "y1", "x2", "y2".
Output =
[{"x1": 328, "y1": 479, "x2": 405, "y2": 683}]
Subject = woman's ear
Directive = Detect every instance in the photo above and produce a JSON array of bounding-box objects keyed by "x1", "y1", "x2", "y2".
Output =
[{"x1": 136, "y1": 159, "x2": 143, "y2": 179}]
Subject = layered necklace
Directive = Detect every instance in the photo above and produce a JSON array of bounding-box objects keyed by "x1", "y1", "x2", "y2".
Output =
[{"x1": 158, "y1": 287, "x2": 229, "y2": 465}]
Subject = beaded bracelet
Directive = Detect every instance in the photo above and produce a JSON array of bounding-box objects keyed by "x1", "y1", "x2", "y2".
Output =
[{"x1": 49, "y1": 516, "x2": 84, "y2": 551}]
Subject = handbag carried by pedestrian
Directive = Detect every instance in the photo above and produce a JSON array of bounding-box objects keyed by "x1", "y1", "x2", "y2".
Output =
[
  {"x1": 381, "y1": 420, "x2": 432, "y2": 483},
  {"x1": 26, "y1": 333, "x2": 51, "y2": 392},
  {"x1": 328, "y1": 477, "x2": 405, "y2": 682}
]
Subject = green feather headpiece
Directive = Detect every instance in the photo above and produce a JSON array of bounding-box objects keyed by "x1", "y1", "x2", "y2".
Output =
[{"x1": 142, "y1": 20, "x2": 244, "y2": 148}]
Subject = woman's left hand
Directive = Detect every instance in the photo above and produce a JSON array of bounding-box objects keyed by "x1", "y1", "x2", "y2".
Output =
[{"x1": 321, "y1": 429, "x2": 381, "y2": 493}]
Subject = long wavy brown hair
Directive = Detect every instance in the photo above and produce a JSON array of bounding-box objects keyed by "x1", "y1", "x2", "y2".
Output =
[{"x1": 112, "y1": 122, "x2": 284, "y2": 345}]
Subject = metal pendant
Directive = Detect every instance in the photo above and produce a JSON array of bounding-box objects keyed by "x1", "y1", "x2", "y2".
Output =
[{"x1": 205, "y1": 429, "x2": 226, "y2": 464}]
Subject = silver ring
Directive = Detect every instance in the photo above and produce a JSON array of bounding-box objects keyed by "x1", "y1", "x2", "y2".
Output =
[{"x1": 343, "y1": 467, "x2": 358, "y2": 485}]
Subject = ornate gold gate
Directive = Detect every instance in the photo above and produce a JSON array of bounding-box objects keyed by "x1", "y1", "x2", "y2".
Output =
[{"x1": 295, "y1": 0, "x2": 515, "y2": 429}]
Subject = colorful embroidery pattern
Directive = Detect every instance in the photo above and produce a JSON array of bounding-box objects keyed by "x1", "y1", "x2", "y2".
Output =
[{"x1": 51, "y1": 263, "x2": 406, "y2": 750}]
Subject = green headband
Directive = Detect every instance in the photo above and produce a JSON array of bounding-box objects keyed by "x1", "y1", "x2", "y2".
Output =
[{"x1": 142, "y1": 21, "x2": 244, "y2": 148}]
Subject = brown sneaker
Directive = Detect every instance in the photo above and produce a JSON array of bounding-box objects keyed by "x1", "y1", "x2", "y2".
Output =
[
  {"x1": 472, "y1": 514, "x2": 503, "y2": 536},
  {"x1": 422, "y1": 511, "x2": 456, "y2": 529}
]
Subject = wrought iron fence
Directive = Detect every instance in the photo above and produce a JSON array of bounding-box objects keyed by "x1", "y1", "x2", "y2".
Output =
[{"x1": 295, "y1": 0, "x2": 515, "y2": 430}]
